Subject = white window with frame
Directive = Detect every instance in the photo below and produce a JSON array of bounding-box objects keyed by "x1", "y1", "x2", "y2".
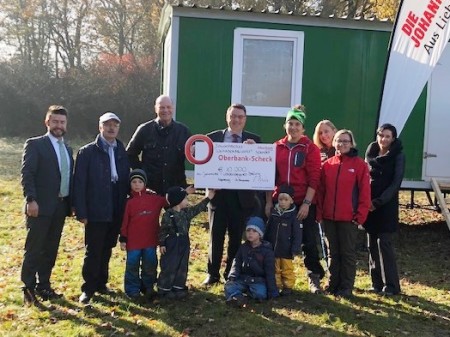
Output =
[{"x1": 231, "y1": 28, "x2": 304, "y2": 117}]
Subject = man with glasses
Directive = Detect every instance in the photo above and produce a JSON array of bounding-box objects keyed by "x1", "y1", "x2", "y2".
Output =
[
  {"x1": 202, "y1": 104, "x2": 262, "y2": 285},
  {"x1": 73, "y1": 112, "x2": 130, "y2": 304}
]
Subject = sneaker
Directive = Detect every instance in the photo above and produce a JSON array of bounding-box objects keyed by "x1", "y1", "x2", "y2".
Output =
[
  {"x1": 308, "y1": 274, "x2": 322, "y2": 294},
  {"x1": 335, "y1": 289, "x2": 353, "y2": 299},
  {"x1": 324, "y1": 285, "x2": 337, "y2": 295},
  {"x1": 97, "y1": 286, "x2": 115, "y2": 295},
  {"x1": 235, "y1": 295, "x2": 248, "y2": 307},
  {"x1": 280, "y1": 288, "x2": 292, "y2": 296},
  {"x1": 36, "y1": 288, "x2": 63, "y2": 301},
  {"x1": 380, "y1": 287, "x2": 400, "y2": 296},
  {"x1": 145, "y1": 289, "x2": 157, "y2": 300},
  {"x1": 79, "y1": 292, "x2": 93, "y2": 305},
  {"x1": 225, "y1": 297, "x2": 236, "y2": 307},
  {"x1": 367, "y1": 287, "x2": 382, "y2": 294},
  {"x1": 23, "y1": 287, "x2": 39, "y2": 306},
  {"x1": 174, "y1": 290, "x2": 188, "y2": 299},
  {"x1": 126, "y1": 293, "x2": 141, "y2": 301},
  {"x1": 158, "y1": 290, "x2": 177, "y2": 300},
  {"x1": 226, "y1": 295, "x2": 247, "y2": 308},
  {"x1": 202, "y1": 275, "x2": 220, "y2": 286}
]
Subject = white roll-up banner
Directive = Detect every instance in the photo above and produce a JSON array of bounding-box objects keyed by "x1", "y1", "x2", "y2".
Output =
[{"x1": 378, "y1": 0, "x2": 450, "y2": 134}]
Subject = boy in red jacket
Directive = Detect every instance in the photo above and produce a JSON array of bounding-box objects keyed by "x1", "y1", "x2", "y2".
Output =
[{"x1": 120, "y1": 169, "x2": 178, "y2": 299}]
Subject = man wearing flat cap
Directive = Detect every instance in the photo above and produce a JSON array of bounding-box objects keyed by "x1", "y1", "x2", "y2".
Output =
[{"x1": 73, "y1": 112, "x2": 130, "y2": 304}]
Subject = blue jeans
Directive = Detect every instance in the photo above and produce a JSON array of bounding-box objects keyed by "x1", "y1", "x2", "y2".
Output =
[
  {"x1": 224, "y1": 279, "x2": 267, "y2": 300},
  {"x1": 125, "y1": 247, "x2": 157, "y2": 296}
]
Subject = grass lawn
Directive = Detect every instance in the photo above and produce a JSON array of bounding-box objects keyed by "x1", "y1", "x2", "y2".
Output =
[{"x1": 0, "y1": 137, "x2": 449, "y2": 337}]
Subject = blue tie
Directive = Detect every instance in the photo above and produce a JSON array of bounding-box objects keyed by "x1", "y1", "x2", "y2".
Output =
[{"x1": 58, "y1": 140, "x2": 70, "y2": 197}]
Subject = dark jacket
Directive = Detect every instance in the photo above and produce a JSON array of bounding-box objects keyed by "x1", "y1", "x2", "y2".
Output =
[
  {"x1": 320, "y1": 146, "x2": 336, "y2": 164},
  {"x1": 207, "y1": 129, "x2": 261, "y2": 210},
  {"x1": 265, "y1": 204, "x2": 303, "y2": 259},
  {"x1": 126, "y1": 119, "x2": 191, "y2": 195},
  {"x1": 228, "y1": 240, "x2": 278, "y2": 298},
  {"x1": 364, "y1": 139, "x2": 405, "y2": 234},
  {"x1": 158, "y1": 198, "x2": 210, "y2": 245},
  {"x1": 73, "y1": 135, "x2": 130, "y2": 223},
  {"x1": 21, "y1": 134, "x2": 74, "y2": 216}
]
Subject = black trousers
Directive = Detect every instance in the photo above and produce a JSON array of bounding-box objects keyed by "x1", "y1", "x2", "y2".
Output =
[
  {"x1": 21, "y1": 199, "x2": 67, "y2": 290},
  {"x1": 81, "y1": 220, "x2": 120, "y2": 294},
  {"x1": 207, "y1": 191, "x2": 248, "y2": 280},
  {"x1": 157, "y1": 235, "x2": 190, "y2": 292},
  {"x1": 302, "y1": 205, "x2": 325, "y2": 278},
  {"x1": 323, "y1": 220, "x2": 358, "y2": 292},
  {"x1": 368, "y1": 232, "x2": 401, "y2": 293}
]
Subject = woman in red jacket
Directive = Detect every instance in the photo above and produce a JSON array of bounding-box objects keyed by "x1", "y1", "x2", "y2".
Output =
[
  {"x1": 265, "y1": 105, "x2": 324, "y2": 294},
  {"x1": 317, "y1": 129, "x2": 371, "y2": 298}
]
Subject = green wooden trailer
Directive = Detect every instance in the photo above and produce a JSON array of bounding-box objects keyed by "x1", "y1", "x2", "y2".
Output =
[{"x1": 159, "y1": 3, "x2": 450, "y2": 192}]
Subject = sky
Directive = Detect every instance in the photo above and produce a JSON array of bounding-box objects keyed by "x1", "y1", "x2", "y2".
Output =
[
  {"x1": 0, "y1": 43, "x2": 16, "y2": 60},
  {"x1": 0, "y1": 11, "x2": 16, "y2": 60}
]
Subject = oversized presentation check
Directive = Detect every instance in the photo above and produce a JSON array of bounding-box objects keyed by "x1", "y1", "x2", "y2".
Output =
[{"x1": 193, "y1": 142, "x2": 276, "y2": 190}]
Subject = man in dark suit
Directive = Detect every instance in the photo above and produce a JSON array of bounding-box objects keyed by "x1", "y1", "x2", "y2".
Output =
[
  {"x1": 203, "y1": 103, "x2": 262, "y2": 285},
  {"x1": 21, "y1": 105, "x2": 74, "y2": 305}
]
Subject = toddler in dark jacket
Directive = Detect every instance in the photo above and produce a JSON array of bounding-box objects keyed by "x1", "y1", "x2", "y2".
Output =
[
  {"x1": 265, "y1": 184, "x2": 303, "y2": 295},
  {"x1": 224, "y1": 217, "x2": 279, "y2": 307},
  {"x1": 157, "y1": 187, "x2": 215, "y2": 300}
]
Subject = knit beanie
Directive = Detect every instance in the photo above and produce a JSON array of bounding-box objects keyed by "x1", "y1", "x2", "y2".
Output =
[
  {"x1": 285, "y1": 107, "x2": 306, "y2": 125},
  {"x1": 246, "y1": 216, "x2": 265, "y2": 237},
  {"x1": 166, "y1": 186, "x2": 187, "y2": 207},
  {"x1": 278, "y1": 184, "x2": 295, "y2": 199},
  {"x1": 129, "y1": 169, "x2": 147, "y2": 185}
]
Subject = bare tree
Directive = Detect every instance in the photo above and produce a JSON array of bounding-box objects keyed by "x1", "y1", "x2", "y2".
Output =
[
  {"x1": 0, "y1": 0, "x2": 52, "y2": 67},
  {"x1": 48, "y1": 0, "x2": 92, "y2": 71},
  {"x1": 92, "y1": 0, "x2": 145, "y2": 56}
]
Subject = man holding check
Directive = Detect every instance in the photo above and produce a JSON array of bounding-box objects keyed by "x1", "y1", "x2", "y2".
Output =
[{"x1": 202, "y1": 103, "x2": 262, "y2": 285}]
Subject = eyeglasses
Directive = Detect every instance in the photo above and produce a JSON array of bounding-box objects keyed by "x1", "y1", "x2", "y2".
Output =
[
  {"x1": 229, "y1": 114, "x2": 246, "y2": 120},
  {"x1": 336, "y1": 140, "x2": 351, "y2": 145}
]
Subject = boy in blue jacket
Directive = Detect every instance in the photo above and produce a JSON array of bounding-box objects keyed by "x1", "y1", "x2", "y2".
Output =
[
  {"x1": 265, "y1": 184, "x2": 303, "y2": 295},
  {"x1": 224, "y1": 217, "x2": 278, "y2": 307}
]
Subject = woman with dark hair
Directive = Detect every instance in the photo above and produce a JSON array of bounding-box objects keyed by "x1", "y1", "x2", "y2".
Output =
[
  {"x1": 316, "y1": 129, "x2": 371, "y2": 298},
  {"x1": 364, "y1": 123, "x2": 405, "y2": 296}
]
